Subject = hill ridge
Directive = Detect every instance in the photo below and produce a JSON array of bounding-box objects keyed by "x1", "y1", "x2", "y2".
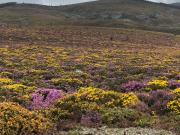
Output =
[{"x1": 0, "y1": 0, "x2": 180, "y2": 34}]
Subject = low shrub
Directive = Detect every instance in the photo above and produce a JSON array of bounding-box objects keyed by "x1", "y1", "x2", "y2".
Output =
[
  {"x1": 48, "y1": 108, "x2": 72, "y2": 122},
  {"x1": 167, "y1": 99, "x2": 180, "y2": 114},
  {"x1": 136, "y1": 116, "x2": 154, "y2": 128},
  {"x1": 53, "y1": 87, "x2": 139, "y2": 123},
  {"x1": 2, "y1": 83, "x2": 35, "y2": 92},
  {"x1": 50, "y1": 78, "x2": 83, "y2": 92},
  {"x1": 167, "y1": 88, "x2": 180, "y2": 114},
  {"x1": 147, "y1": 79, "x2": 168, "y2": 90},
  {"x1": 0, "y1": 102, "x2": 51, "y2": 135},
  {"x1": 0, "y1": 84, "x2": 35, "y2": 106},
  {"x1": 172, "y1": 88, "x2": 180, "y2": 96},
  {"x1": 80, "y1": 110, "x2": 101, "y2": 127},
  {"x1": 55, "y1": 87, "x2": 139, "y2": 113},
  {"x1": 29, "y1": 88, "x2": 64, "y2": 109},
  {"x1": 101, "y1": 107, "x2": 142, "y2": 127},
  {"x1": 0, "y1": 77, "x2": 13, "y2": 85},
  {"x1": 120, "y1": 80, "x2": 145, "y2": 92},
  {"x1": 168, "y1": 80, "x2": 180, "y2": 89},
  {"x1": 137, "y1": 90, "x2": 172, "y2": 114},
  {"x1": 149, "y1": 90, "x2": 172, "y2": 114}
]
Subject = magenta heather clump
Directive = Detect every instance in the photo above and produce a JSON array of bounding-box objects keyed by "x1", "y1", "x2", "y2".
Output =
[
  {"x1": 121, "y1": 80, "x2": 146, "y2": 92},
  {"x1": 30, "y1": 88, "x2": 64, "y2": 109}
]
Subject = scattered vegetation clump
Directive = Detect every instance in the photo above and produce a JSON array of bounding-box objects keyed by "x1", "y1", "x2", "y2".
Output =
[
  {"x1": 0, "y1": 102, "x2": 52, "y2": 135},
  {"x1": 147, "y1": 79, "x2": 168, "y2": 90},
  {"x1": 55, "y1": 87, "x2": 139, "y2": 113},
  {"x1": 51, "y1": 78, "x2": 83, "y2": 92},
  {"x1": 100, "y1": 107, "x2": 143, "y2": 127},
  {"x1": 0, "y1": 77, "x2": 13, "y2": 85},
  {"x1": 29, "y1": 88, "x2": 64, "y2": 109},
  {"x1": 167, "y1": 88, "x2": 180, "y2": 114}
]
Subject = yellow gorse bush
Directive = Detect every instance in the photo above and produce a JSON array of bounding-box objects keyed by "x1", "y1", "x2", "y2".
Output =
[
  {"x1": 77, "y1": 87, "x2": 138, "y2": 107},
  {"x1": 172, "y1": 88, "x2": 180, "y2": 95},
  {"x1": 2, "y1": 84, "x2": 35, "y2": 92},
  {"x1": 167, "y1": 99, "x2": 180, "y2": 114},
  {"x1": 0, "y1": 102, "x2": 51, "y2": 135},
  {"x1": 121, "y1": 92, "x2": 139, "y2": 106},
  {"x1": 2, "y1": 84, "x2": 27, "y2": 91},
  {"x1": 56, "y1": 87, "x2": 139, "y2": 113},
  {"x1": 167, "y1": 88, "x2": 180, "y2": 114},
  {"x1": 0, "y1": 78, "x2": 13, "y2": 85},
  {"x1": 147, "y1": 79, "x2": 168, "y2": 90}
]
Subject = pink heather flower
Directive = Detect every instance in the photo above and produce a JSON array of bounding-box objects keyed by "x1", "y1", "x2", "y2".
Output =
[{"x1": 30, "y1": 88, "x2": 64, "y2": 109}]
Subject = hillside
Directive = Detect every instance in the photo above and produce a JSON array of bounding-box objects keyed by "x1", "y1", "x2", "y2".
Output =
[
  {"x1": 172, "y1": 2, "x2": 180, "y2": 7},
  {"x1": 1, "y1": 0, "x2": 180, "y2": 33},
  {"x1": 0, "y1": 1, "x2": 180, "y2": 135},
  {"x1": 59, "y1": 0, "x2": 180, "y2": 33},
  {"x1": 0, "y1": 3, "x2": 67, "y2": 26}
]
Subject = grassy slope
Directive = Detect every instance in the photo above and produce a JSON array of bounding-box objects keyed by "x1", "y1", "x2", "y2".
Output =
[
  {"x1": 59, "y1": 0, "x2": 180, "y2": 33},
  {"x1": 0, "y1": 4, "x2": 67, "y2": 26},
  {"x1": 0, "y1": 0, "x2": 180, "y2": 33}
]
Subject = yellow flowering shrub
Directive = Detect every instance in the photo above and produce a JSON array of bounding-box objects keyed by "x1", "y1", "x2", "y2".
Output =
[
  {"x1": 55, "y1": 87, "x2": 139, "y2": 114},
  {"x1": 0, "y1": 72, "x2": 12, "y2": 77},
  {"x1": 2, "y1": 84, "x2": 35, "y2": 92},
  {"x1": 0, "y1": 102, "x2": 51, "y2": 135},
  {"x1": 147, "y1": 79, "x2": 168, "y2": 90},
  {"x1": 0, "y1": 82, "x2": 35, "y2": 104},
  {"x1": 167, "y1": 99, "x2": 180, "y2": 114},
  {"x1": 167, "y1": 88, "x2": 180, "y2": 114},
  {"x1": 121, "y1": 92, "x2": 139, "y2": 106},
  {"x1": 172, "y1": 88, "x2": 180, "y2": 95},
  {"x1": 0, "y1": 78, "x2": 13, "y2": 85}
]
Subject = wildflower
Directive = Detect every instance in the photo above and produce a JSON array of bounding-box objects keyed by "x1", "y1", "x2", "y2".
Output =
[
  {"x1": 147, "y1": 79, "x2": 168, "y2": 90},
  {"x1": 0, "y1": 78, "x2": 13, "y2": 85},
  {"x1": 30, "y1": 88, "x2": 64, "y2": 109}
]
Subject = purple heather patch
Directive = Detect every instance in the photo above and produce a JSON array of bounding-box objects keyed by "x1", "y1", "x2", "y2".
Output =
[
  {"x1": 121, "y1": 80, "x2": 147, "y2": 92},
  {"x1": 30, "y1": 88, "x2": 64, "y2": 109},
  {"x1": 168, "y1": 80, "x2": 180, "y2": 89}
]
